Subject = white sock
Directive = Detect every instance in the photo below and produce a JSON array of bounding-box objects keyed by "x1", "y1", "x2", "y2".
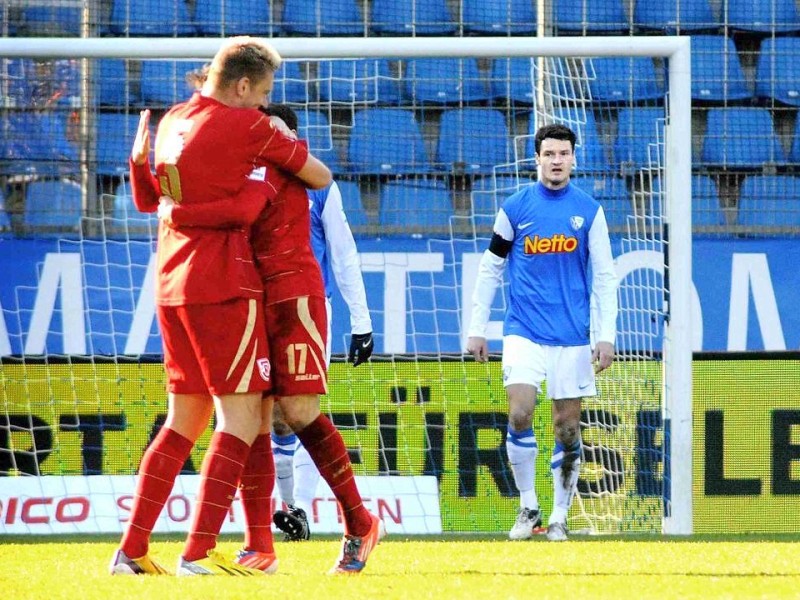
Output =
[
  {"x1": 550, "y1": 438, "x2": 582, "y2": 525},
  {"x1": 506, "y1": 426, "x2": 539, "y2": 511},
  {"x1": 292, "y1": 443, "x2": 320, "y2": 516},
  {"x1": 272, "y1": 432, "x2": 298, "y2": 507}
]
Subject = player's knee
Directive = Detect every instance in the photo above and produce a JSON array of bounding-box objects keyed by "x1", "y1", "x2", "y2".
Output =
[
  {"x1": 553, "y1": 420, "x2": 580, "y2": 447},
  {"x1": 272, "y1": 417, "x2": 293, "y2": 437},
  {"x1": 508, "y1": 408, "x2": 533, "y2": 432}
]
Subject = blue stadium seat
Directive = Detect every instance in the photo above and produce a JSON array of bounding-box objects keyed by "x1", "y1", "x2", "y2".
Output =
[
  {"x1": 140, "y1": 60, "x2": 205, "y2": 106},
  {"x1": 691, "y1": 36, "x2": 751, "y2": 103},
  {"x1": 614, "y1": 107, "x2": 665, "y2": 170},
  {"x1": 462, "y1": 0, "x2": 536, "y2": 35},
  {"x1": 23, "y1": 179, "x2": 82, "y2": 230},
  {"x1": 2, "y1": 59, "x2": 34, "y2": 107},
  {"x1": 727, "y1": 0, "x2": 800, "y2": 33},
  {"x1": 490, "y1": 58, "x2": 535, "y2": 105},
  {"x1": 22, "y1": 5, "x2": 81, "y2": 35},
  {"x1": 634, "y1": 0, "x2": 717, "y2": 33},
  {"x1": 528, "y1": 109, "x2": 609, "y2": 173},
  {"x1": 194, "y1": 0, "x2": 273, "y2": 35},
  {"x1": 701, "y1": 108, "x2": 785, "y2": 167},
  {"x1": 334, "y1": 180, "x2": 371, "y2": 227},
  {"x1": 318, "y1": 59, "x2": 400, "y2": 105},
  {"x1": 588, "y1": 57, "x2": 663, "y2": 103},
  {"x1": 280, "y1": 0, "x2": 364, "y2": 35},
  {"x1": 378, "y1": 180, "x2": 453, "y2": 229},
  {"x1": 554, "y1": 0, "x2": 629, "y2": 33},
  {"x1": 52, "y1": 60, "x2": 82, "y2": 108},
  {"x1": 756, "y1": 37, "x2": 800, "y2": 107},
  {"x1": 96, "y1": 113, "x2": 141, "y2": 176},
  {"x1": 0, "y1": 189, "x2": 10, "y2": 231},
  {"x1": 297, "y1": 111, "x2": 342, "y2": 173},
  {"x1": 437, "y1": 109, "x2": 513, "y2": 175},
  {"x1": 347, "y1": 109, "x2": 431, "y2": 174},
  {"x1": 571, "y1": 176, "x2": 630, "y2": 229},
  {"x1": 271, "y1": 61, "x2": 312, "y2": 104},
  {"x1": 789, "y1": 117, "x2": 800, "y2": 162},
  {"x1": 651, "y1": 175, "x2": 725, "y2": 227},
  {"x1": 96, "y1": 59, "x2": 137, "y2": 107},
  {"x1": 2, "y1": 112, "x2": 78, "y2": 176},
  {"x1": 112, "y1": 180, "x2": 159, "y2": 227},
  {"x1": 370, "y1": 0, "x2": 456, "y2": 35},
  {"x1": 470, "y1": 175, "x2": 535, "y2": 218},
  {"x1": 737, "y1": 175, "x2": 800, "y2": 227},
  {"x1": 403, "y1": 59, "x2": 489, "y2": 104},
  {"x1": 110, "y1": 0, "x2": 195, "y2": 35},
  {"x1": 3, "y1": 59, "x2": 81, "y2": 108}
]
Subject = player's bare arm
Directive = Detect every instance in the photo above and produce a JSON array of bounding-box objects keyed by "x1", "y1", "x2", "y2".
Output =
[
  {"x1": 466, "y1": 336, "x2": 489, "y2": 363},
  {"x1": 295, "y1": 153, "x2": 332, "y2": 190},
  {"x1": 592, "y1": 341, "x2": 615, "y2": 373}
]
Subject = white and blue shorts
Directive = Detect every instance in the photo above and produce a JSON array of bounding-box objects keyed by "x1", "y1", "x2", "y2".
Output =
[{"x1": 501, "y1": 334, "x2": 596, "y2": 400}]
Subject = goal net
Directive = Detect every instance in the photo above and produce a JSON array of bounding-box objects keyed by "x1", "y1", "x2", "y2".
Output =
[{"x1": 0, "y1": 36, "x2": 692, "y2": 536}]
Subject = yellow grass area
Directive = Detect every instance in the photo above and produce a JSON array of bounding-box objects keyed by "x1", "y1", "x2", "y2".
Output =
[{"x1": 2, "y1": 537, "x2": 800, "y2": 600}]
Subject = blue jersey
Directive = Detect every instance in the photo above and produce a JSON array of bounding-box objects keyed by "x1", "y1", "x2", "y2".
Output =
[
  {"x1": 308, "y1": 185, "x2": 333, "y2": 297},
  {"x1": 500, "y1": 181, "x2": 603, "y2": 346}
]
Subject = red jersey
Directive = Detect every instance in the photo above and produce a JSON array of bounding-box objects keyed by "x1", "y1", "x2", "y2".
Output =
[
  {"x1": 168, "y1": 161, "x2": 325, "y2": 304},
  {"x1": 253, "y1": 166, "x2": 325, "y2": 305},
  {"x1": 130, "y1": 93, "x2": 309, "y2": 306}
]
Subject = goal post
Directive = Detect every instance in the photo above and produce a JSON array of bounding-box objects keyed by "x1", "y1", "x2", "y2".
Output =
[{"x1": 0, "y1": 36, "x2": 692, "y2": 535}]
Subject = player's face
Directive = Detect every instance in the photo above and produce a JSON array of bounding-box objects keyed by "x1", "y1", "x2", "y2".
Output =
[
  {"x1": 238, "y1": 71, "x2": 274, "y2": 109},
  {"x1": 536, "y1": 138, "x2": 574, "y2": 189}
]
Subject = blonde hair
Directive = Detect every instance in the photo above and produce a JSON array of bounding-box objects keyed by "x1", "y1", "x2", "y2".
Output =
[{"x1": 208, "y1": 36, "x2": 282, "y2": 89}]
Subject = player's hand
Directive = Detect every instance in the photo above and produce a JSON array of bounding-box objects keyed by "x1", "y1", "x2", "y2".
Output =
[
  {"x1": 466, "y1": 336, "x2": 489, "y2": 363},
  {"x1": 157, "y1": 196, "x2": 175, "y2": 224},
  {"x1": 592, "y1": 341, "x2": 615, "y2": 374},
  {"x1": 131, "y1": 109, "x2": 151, "y2": 166},
  {"x1": 349, "y1": 332, "x2": 374, "y2": 367}
]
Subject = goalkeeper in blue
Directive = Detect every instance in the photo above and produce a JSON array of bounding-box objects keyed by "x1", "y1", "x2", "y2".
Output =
[
  {"x1": 466, "y1": 124, "x2": 618, "y2": 542},
  {"x1": 272, "y1": 175, "x2": 374, "y2": 542}
]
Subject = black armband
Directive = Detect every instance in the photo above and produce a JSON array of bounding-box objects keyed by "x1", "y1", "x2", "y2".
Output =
[{"x1": 488, "y1": 233, "x2": 512, "y2": 258}]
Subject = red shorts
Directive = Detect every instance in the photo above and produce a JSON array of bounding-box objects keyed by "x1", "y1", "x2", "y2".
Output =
[
  {"x1": 158, "y1": 298, "x2": 272, "y2": 396},
  {"x1": 265, "y1": 295, "x2": 328, "y2": 397}
]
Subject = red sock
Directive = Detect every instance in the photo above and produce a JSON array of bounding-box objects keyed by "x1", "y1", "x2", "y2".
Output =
[
  {"x1": 183, "y1": 432, "x2": 251, "y2": 562},
  {"x1": 296, "y1": 414, "x2": 371, "y2": 537},
  {"x1": 121, "y1": 427, "x2": 193, "y2": 558},
  {"x1": 239, "y1": 433, "x2": 275, "y2": 554}
]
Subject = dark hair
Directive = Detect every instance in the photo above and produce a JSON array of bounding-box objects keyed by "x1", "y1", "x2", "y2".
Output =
[
  {"x1": 534, "y1": 123, "x2": 576, "y2": 154},
  {"x1": 260, "y1": 103, "x2": 298, "y2": 132}
]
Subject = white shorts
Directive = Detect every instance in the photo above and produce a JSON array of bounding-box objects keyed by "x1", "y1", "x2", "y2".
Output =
[{"x1": 501, "y1": 335, "x2": 596, "y2": 400}]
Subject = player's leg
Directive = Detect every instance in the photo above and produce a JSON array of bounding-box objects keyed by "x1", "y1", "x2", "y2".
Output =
[
  {"x1": 268, "y1": 295, "x2": 384, "y2": 573},
  {"x1": 271, "y1": 401, "x2": 310, "y2": 541},
  {"x1": 545, "y1": 344, "x2": 594, "y2": 542},
  {"x1": 174, "y1": 299, "x2": 271, "y2": 575},
  {"x1": 111, "y1": 305, "x2": 213, "y2": 575},
  {"x1": 285, "y1": 295, "x2": 331, "y2": 538},
  {"x1": 271, "y1": 401, "x2": 298, "y2": 507},
  {"x1": 502, "y1": 335, "x2": 546, "y2": 540},
  {"x1": 291, "y1": 442, "x2": 320, "y2": 528},
  {"x1": 235, "y1": 394, "x2": 278, "y2": 574}
]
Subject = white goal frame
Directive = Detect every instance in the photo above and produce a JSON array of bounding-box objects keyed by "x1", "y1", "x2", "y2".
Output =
[{"x1": 0, "y1": 35, "x2": 693, "y2": 535}]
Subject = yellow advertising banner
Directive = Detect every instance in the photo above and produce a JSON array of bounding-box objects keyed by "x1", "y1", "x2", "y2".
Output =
[{"x1": 2, "y1": 358, "x2": 798, "y2": 532}]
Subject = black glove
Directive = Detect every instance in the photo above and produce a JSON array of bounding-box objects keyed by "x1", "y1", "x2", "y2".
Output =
[{"x1": 348, "y1": 332, "x2": 374, "y2": 367}]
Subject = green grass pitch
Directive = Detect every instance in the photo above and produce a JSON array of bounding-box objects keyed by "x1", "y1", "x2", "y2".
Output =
[{"x1": 2, "y1": 533, "x2": 799, "y2": 599}]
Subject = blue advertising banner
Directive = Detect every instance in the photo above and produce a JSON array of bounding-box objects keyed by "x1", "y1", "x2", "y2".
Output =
[{"x1": 1, "y1": 236, "x2": 798, "y2": 355}]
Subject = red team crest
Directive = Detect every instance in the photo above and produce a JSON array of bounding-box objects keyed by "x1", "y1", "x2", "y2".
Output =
[{"x1": 257, "y1": 357, "x2": 271, "y2": 381}]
